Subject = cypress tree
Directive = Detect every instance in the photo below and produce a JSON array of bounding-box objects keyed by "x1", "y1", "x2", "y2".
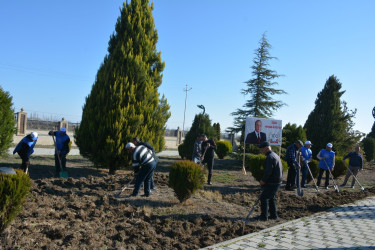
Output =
[
  {"x1": 75, "y1": 0, "x2": 170, "y2": 173},
  {"x1": 304, "y1": 75, "x2": 360, "y2": 156},
  {"x1": 282, "y1": 123, "x2": 307, "y2": 149},
  {"x1": 0, "y1": 86, "x2": 15, "y2": 157},
  {"x1": 213, "y1": 122, "x2": 221, "y2": 141},
  {"x1": 229, "y1": 33, "x2": 286, "y2": 135}
]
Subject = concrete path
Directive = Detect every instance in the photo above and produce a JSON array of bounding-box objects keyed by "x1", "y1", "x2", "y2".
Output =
[
  {"x1": 8, "y1": 148, "x2": 179, "y2": 157},
  {"x1": 205, "y1": 196, "x2": 375, "y2": 249}
]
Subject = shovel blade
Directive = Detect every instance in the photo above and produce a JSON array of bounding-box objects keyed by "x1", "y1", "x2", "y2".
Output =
[{"x1": 59, "y1": 171, "x2": 68, "y2": 179}]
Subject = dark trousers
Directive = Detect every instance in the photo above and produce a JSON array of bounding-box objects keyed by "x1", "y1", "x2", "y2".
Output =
[
  {"x1": 301, "y1": 163, "x2": 308, "y2": 187},
  {"x1": 285, "y1": 162, "x2": 297, "y2": 188},
  {"x1": 203, "y1": 157, "x2": 214, "y2": 183},
  {"x1": 260, "y1": 184, "x2": 280, "y2": 219},
  {"x1": 317, "y1": 168, "x2": 330, "y2": 187},
  {"x1": 18, "y1": 153, "x2": 30, "y2": 172},
  {"x1": 342, "y1": 166, "x2": 360, "y2": 187},
  {"x1": 132, "y1": 160, "x2": 157, "y2": 196},
  {"x1": 54, "y1": 153, "x2": 67, "y2": 176}
]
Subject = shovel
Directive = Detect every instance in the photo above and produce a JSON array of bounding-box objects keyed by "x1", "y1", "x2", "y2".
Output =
[
  {"x1": 306, "y1": 163, "x2": 319, "y2": 192},
  {"x1": 244, "y1": 197, "x2": 260, "y2": 225},
  {"x1": 52, "y1": 135, "x2": 68, "y2": 179},
  {"x1": 296, "y1": 151, "x2": 304, "y2": 197},
  {"x1": 344, "y1": 163, "x2": 365, "y2": 191},
  {"x1": 323, "y1": 159, "x2": 339, "y2": 193}
]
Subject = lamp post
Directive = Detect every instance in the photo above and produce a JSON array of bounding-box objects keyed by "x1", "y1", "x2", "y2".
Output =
[{"x1": 182, "y1": 84, "x2": 192, "y2": 138}]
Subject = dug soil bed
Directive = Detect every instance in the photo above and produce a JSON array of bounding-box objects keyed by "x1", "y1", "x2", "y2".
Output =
[{"x1": 1, "y1": 155, "x2": 375, "y2": 249}]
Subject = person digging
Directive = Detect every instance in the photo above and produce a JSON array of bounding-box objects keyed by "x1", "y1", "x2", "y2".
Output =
[{"x1": 49, "y1": 127, "x2": 70, "y2": 178}]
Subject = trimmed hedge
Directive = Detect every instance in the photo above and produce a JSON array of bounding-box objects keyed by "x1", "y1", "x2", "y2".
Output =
[
  {"x1": 216, "y1": 140, "x2": 232, "y2": 159},
  {"x1": 168, "y1": 160, "x2": 205, "y2": 203},
  {"x1": 1, "y1": 169, "x2": 32, "y2": 233},
  {"x1": 244, "y1": 153, "x2": 288, "y2": 182}
]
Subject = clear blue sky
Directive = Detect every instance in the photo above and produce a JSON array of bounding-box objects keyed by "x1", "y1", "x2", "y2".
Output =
[{"x1": 1, "y1": 1, "x2": 374, "y2": 136}]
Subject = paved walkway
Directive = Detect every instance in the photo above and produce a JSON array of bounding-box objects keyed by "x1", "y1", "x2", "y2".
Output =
[{"x1": 205, "y1": 196, "x2": 375, "y2": 249}]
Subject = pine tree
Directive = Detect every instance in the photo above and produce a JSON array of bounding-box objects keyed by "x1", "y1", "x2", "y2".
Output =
[
  {"x1": 368, "y1": 121, "x2": 375, "y2": 138},
  {"x1": 0, "y1": 86, "x2": 15, "y2": 157},
  {"x1": 304, "y1": 75, "x2": 360, "y2": 156},
  {"x1": 213, "y1": 123, "x2": 221, "y2": 141},
  {"x1": 75, "y1": 0, "x2": 170, "y2": 174},
  {"x1": 282, "y1": 123, "x2": 307, "y2": 149},
  {"x1": 229, "y1": 33, "x2": 286, "y2": 134}
]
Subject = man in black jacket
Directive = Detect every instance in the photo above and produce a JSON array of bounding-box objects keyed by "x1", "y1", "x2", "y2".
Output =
[
  {"x1": 201, "y1": 134, "x2": 217, "y2": 185},
  {"x1": 256, "y1": 141, "x2": 283, "y2": 221}
]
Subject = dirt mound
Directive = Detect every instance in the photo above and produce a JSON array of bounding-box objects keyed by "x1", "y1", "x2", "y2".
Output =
[{"x1": 1, "y1": 156, "x2": 375, "y2": 249}]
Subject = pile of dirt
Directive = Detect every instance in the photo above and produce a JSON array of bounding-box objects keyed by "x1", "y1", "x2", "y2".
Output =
[{"x1": 1, "y1": 156, "x2": 374, "y2": 249}]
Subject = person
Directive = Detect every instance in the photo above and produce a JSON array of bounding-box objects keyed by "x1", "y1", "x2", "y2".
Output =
[
  {"x1": 13, "y1": 132, "x2": 38, "y2": 173},
  {"x1": 48, "y1": 127, "x2": 70, "y2": 177},
  {"x1": 132, "y1": 137, "x2": 157, "y2": 190},
  {"x1": 284, "y1": 140, "x2": 303, "y2": 191},
  {"x1": 255, "y1": 141, "x2": 283, "y2": 221},
  {"x1": 192, "y1": 134, "x2": 203, "y2": 164},
  {"x1": 300, "y1": 140, "x2": 313, "y2": 188},
  {"x1": 201, "y1": 134, "x2": 217, "y2": 185},
  {"x1": 125, "y1": 142, "x2": 156, "y2": 197},
  {"x1": 245, "y1": 120, "x2": 267, "y2": 145},
  {"x1": 340, "y1": 146, "x2": 363, "y2": 188},
  {"x1": 317, "y1": 143, "x2": 335, "y2": 189}
]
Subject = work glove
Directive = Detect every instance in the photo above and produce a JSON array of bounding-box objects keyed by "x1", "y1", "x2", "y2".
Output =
[{"x1": 48, "y1": 131, "x2": 54, "y2": 136}]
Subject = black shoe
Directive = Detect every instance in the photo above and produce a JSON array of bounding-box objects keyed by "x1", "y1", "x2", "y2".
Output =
[
  {"x1": 325, "y1": 186, "x2": 329, "y2": 189},
  {"x1": 285, "y1": 187, "x2": 294, "y2": 191},
  {"x1": 340, "y1": 184, "x2": 346, "y2": 187},
  {"x1": 207, "y1": 181, "x2": 212, "y2": 185},
  {"x1": 269, "y1": 216, "x2": 278, "y2": 220},
  {"x1": 301, "y1": 185, "x2": 307, "y2": 188},
  {"x1": 141, "y1": 194, "x2": 150, "y2": 197},
  {"x1": 252, "y1": 215, "x2": 267, "y2": 221}
]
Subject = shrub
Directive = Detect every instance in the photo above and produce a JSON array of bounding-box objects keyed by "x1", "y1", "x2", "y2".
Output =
[
  {"x1": 332, "y1": 156, "x2": 346, "y2": 178},
  {"x1": 0, "y1": 86, "x2": 16, "y2": 157},
  {"x1": 168, "y1": 160, "x2": 205, "y2": 203},
  {"x1": 362, "y1": 136, "x2": 375, "y2": 161},
  {"x1": 178, "y1": 143, "x2": 188, "y2": 159},
  {"x1": 216, "y1": 141, "x2": 232, "y2": 159},
  {"x1": 306, "y1": 159, "x2": 319, "y2": 183},
  {"x1": 244, "y1": 153, "x2": 288, "y2": 182},
  {"x1": 0, "y1": 169, "x2": 32, "y2": 233}
]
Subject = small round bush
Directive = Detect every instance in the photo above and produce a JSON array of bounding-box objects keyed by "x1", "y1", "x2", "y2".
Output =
[
  {"x1": 168, "y1": 160, "x2": 205, "y2": 203},
  {"x1": 0, "y1": 169, "x2": 32, "y2": 233},
  {"x1": 178, "y1": 143, "x2": 189, "y2": 159},
  {"x1": 216, "y1": 140, "x2": 232, "y2": 159}
]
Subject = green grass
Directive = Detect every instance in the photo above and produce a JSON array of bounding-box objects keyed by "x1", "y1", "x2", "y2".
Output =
[{"x1": 212, "y1": 170, "x2": 238, "y2": 183}]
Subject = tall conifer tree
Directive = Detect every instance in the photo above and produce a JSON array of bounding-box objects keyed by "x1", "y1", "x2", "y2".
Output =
[
  {"x1": 75, "y1": 0, "x2": 170, "y2": 173},
  {"x1": 304, "y1": 75, "x2": 360, "y2": 156},
  {"x1": 229, "y1": 33, "x2": 286, "y2": 134},
  {"x1": 0, "y1": 86, "x2": 15, "y2": 157}
]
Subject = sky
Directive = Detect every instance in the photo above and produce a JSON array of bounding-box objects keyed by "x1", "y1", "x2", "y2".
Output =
[{"x1": 0, "y1": 0, "x2": 374, "y2": 136}]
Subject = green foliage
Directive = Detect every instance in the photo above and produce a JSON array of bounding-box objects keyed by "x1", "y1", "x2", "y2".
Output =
[
  {"x1": 332, "y1": 156, "x2": 346, "y2": 178},
  {"x1": 177, "y1": 143, "x2": 188, "y2": 159},
  {"x1": 0, "y1": 86, "x2": 15, "y2": 157},
  {"x1": 282, "y1": 123, "x2": 307, "y2": 149},
  {"x1": 244, "y1": 153, "x2": 287, "y2": 182},
  {"x1": 229, "y1": 33, "x2": 286, "y2": 134},
  {"x1": 75, "y1": 0, "x2": 170, "y2": 174},
  {"x1": 212, "y1": 123, "x2": 221, "y2": 141},
  {"x1": 368, "y1": 121, "x2": 375, "y2": 138},
  {"x1": 306, "y1": 159, "x2": 319, "y2": 183},
  {"x1": 0, "y1": 170, "x2": 32, "y2": 233},
  {"x1": 362, "y1": 136, "x2": 375, "y2": 161},
  {"x1": 179, "y1": 113, "x2": 216, "y2": 159},
  {"x1": 304, "y1": 75, "x2": 362, "y2": 157},
  {"x1": 168, "y1": 160, "x2": 205, "y2": 203},
  {"x1": 216, "y1": 140, "x2": 233, "y2": 159}
]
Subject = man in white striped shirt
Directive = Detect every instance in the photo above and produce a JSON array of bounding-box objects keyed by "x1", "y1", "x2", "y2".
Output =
[{"x1": 126, "y1": 142, "x2": 156, "y2": 197}]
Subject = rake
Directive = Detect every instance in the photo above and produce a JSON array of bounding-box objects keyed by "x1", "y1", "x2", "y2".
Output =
[
  {"x1": 114, "y1": 175, "x2": 134, "y2": 198},
  {"x1": 323, "y1": 159, "x2": 339, "y2": 193},
  {"x1": 306, "y1": 163, "x2": 319, "y2": 192},
  {"x1": 244, "y1": 197, "x2": 260, "y2": 225},
  {"x1": 344, "y1": 163, "x2": 365, "y2": 191}
]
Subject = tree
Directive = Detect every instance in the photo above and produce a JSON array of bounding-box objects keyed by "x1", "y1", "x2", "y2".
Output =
[
  {"x1": 304, "y1": 75, "x2": 361, "y2": 157},
  {"x1": 282, "y1": 123, "x2": 307, "y2": 149},
  {"x1": 179, "y1": 113, "x2": 216, "y2": 159},
  {"x1": 362, "y1": 136, "x2": 375, "y2": 161},
  {"x1": 0, "y1": 86, "x2": 15, "y2": 157},
  {"x1": 229, "y1": 33, "x2": 286, "y2": 135},
  {"x1": 212, "y1": 122, "x2": 221, "y2": 141},
  {"x1": 75, "y1": 0, "x2": 170, "y2": 174},
  {"x1": 367, "y1": 121, "x2": 375, "y2": 138}
]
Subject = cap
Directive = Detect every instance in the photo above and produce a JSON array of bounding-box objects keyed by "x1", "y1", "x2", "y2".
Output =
[
  {"x1": 125, "y1": 142, "x2": 135, "y2": 149},
  {"x1": 296, "y1": 140, "x2": 303, "y2": 147},
  {"x1": 60, "y1": 127, "x2": 67, "y2": 133},
  {"x1": 305, "y1": 140, "x2": 312, "y2": 145},
  {"x1": 30, "y1": 132, "x2": 38, "y2": 141},
  {"x1": 326, "y1": 143, "x2": 333, "y2": 148},
  {"x1": 259, "y1": 141, "x2": 270, "y2": 148},
  {"x1": 132, "y1": 137, "x2": 140, "y2": 143}
]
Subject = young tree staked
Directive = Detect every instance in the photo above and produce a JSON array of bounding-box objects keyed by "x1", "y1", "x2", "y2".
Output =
[
  {"x1": 229, "y1": 33, "x2": 286, "y2": 135},
  {"x1": 304, "y1": 75, "x2": 361, "y2": 157},
  {"x1": 75, "y1": 0, "x2": 170, "y2": 174}
]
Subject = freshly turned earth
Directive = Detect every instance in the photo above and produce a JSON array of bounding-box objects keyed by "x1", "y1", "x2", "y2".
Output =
[{"x1": 1, "y1": 155, "x2": 374, "y2": 249}]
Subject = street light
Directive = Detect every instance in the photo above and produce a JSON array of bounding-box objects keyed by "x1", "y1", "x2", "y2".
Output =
[{"x1": 182, "y1": 84, "x2": 192, "y2": 138}]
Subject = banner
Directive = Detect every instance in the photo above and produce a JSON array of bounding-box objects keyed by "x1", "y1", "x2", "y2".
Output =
[{"x1": 244, "y1": 117, "x2": 282, "y2": 146}]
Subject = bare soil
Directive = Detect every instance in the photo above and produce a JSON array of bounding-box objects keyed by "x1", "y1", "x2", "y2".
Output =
[{"x1": 1, "y1": 155, "x2": 375, "y2": 249}]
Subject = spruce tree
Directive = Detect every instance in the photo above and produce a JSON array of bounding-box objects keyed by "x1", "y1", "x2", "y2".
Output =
[
  {"x1": 304, "y1": 75, "x2": 360, "y2": 156},
  {"x1": 0, "y1": 86, "x2": 15, "y2": 157},
  {"x1": 75, "y1": 0, "x2": 170, "y2": 173},
  {"x1": 229, "y1": 33, "x2": 286, "y2": 134}
]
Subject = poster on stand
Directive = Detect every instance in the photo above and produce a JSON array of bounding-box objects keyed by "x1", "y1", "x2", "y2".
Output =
[{"x1": 244, "y1": 117, "x2": 282, "y2": 146}]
